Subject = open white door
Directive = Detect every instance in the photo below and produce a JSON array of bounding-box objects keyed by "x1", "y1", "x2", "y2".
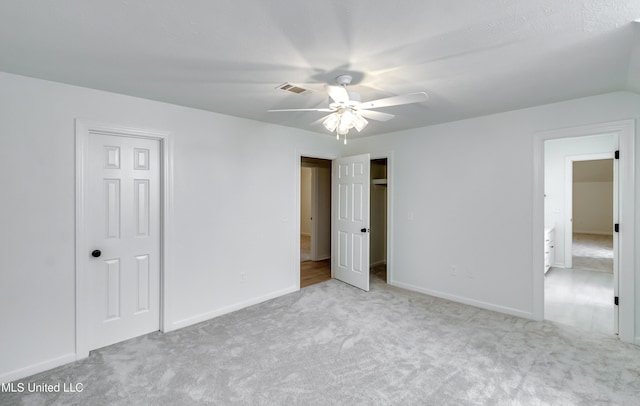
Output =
[
  {"x1": 332, "y1": 154, "x2": 370, "y2": 291},
  {"x1": 612, "y1": 152, "x2": 619, "y2": 334}
]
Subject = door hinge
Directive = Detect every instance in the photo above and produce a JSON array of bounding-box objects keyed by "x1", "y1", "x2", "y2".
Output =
[
  {"x1": 615, "y1": 223, "x2": 619, "y2": 233},
  {"x1": 614, "y1": 296, "x2": 619, "y2": 306},
  {"x1": 615, "y1": 150, "x2": 619, "y2": 159}
]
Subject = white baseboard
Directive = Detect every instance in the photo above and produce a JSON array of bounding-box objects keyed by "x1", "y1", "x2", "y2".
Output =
[
  {"x1": 313, "y1": 254, "x2": 330, "y2": 261},
  {"x1": 389, "y1": 280, "x2": 533, "y2": 320},
  {"x1": 370, "y1": 260, "x2": 386, "y2": 267},
  {"x1": 1, "y1": 286, "x2": 301, "y2": 382},
  {"x1": 0, "y1": 352, "x2": 76, "y2": 383},
  {"x1": 573, "y1": 230, "x2": 613, "y2": 236},
  {"x1": 171, "y1": 286, "x2": 298, "y2": 330}
]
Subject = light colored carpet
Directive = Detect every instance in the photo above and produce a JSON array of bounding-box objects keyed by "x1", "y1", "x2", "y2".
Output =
[
  {"x1": 572, "y1": 233, "x2": 613, "y2": 273},
  {"x1": 3, "y1": 277, "x2": 640, "y2": 405}
]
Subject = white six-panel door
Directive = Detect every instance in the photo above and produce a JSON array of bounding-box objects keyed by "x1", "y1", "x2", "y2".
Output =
[
  {"x1": 86, "y1": 133, "x2": 160, "y2": 350},
  {"x1": 332, "y1": 154, "x2": 370, "y2": 291},
  {"x1": 613, "y1": 153, "x2": 619, "y2": 334}
]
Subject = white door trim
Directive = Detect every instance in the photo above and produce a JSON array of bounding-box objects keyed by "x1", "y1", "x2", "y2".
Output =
[
  {"x1": 533, "y1": 120, "x2": 635, "y2": 344},
  {"x1": 310, "y1": 166, "x2": 319, "y2": 261},
  {"x1": 75, "y1": 120, "x2": 174, "y2": 359}
]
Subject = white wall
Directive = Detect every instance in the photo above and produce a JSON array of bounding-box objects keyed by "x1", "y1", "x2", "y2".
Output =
[
  {"x1": 300, "y1": 167, "x2": 312, "y2": 236},
  {"x1": 344, "y1": 92, "x2": 640, "y2": 327},
  {"x1": 544, "y1": 135, "x2": 616, "y2": 266},
  {"x1": 573, "y1": 181, "x2": 614, "y2": 235},
  {"x1": 572, "y1": 159, "x2": 614, "y2": 235},
  {"x1": 315, "y1": 165, "x2": 331, "y2": 260},
  {"x1": 0, "y1": 72, "x2": 340, "y2": 381}
]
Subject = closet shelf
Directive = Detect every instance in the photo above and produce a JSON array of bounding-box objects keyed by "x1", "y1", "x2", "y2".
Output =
[{"x1": 372, "y1": 179, "x2": 387, "y2": 185}]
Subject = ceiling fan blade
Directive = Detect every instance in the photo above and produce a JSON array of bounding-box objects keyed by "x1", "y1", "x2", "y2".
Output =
[
  {"x1": 311, "y1": 113, "x2": 336, "y2": 126},
  {"x1": 327, "y1": 85, "x2": 350, "y2": 104},
  {"x1": 360, "y1": 92, "x2": 428, "y2": 110},
  {"x1": 268, "y1": 108, "x2": 334, "y2": 112},
  {"x1": 358, "y1": 110, "x2": 395, "y2": 122}
]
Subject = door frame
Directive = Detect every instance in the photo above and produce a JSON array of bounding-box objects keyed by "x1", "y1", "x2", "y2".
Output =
[
  {"x1": 533, "y1": 120, "x2": 635, "y2": 344},
  {"x1": 309, "y1": 166, "x2": 317, "y2": 260},
  {"x1": 370, "y1": 152, "x2": 394, "y2": 285},
  {"x1": 295, "y1": 150, "x2": 394, "y2": 289},
  {"x1": 563, "y1": 152, "x2": 615, "y2": 269},
  {"x1": 75, "y1": 120, "x2": 173, "y2": 359},
  {"x1": 293, "y1": 150, "x2": 395, "y2": 290},
  {"x1": 309, "y1": 166, "x2": 318, "y2": 261},
  {"x1": 296, "y1": 151, "x2": 337, "y2": 288}
]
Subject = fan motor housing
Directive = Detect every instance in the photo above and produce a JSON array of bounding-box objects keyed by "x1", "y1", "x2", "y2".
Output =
[{"x1": 336, "y1": 75, "x2": 353, "y2": 86}]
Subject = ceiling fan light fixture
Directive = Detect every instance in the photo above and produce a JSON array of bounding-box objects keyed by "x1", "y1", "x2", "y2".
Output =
[
  {"x1": 353, "y1": 114, "x2": 368, "y2": 132},
  {"x1": 338, "y1": 116, "x2": 351, "y2": 134},
  {"x1": 340, "y1": 109, "x2": 353, "y2": 124},
  {"x1": 337, "y1": 123, "x2": 349, "y2": 136},
  {"x1": 269, "y1": 75, "x2": 428, "y2": 144},
  {"x1": 322, "y1": 113, "x2": 340, "y2": 132},
  {"x1": 322, "y1": 108, "x2": 367, "y2": 140}
]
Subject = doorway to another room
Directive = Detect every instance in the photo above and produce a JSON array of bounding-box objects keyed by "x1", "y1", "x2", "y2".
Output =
[
  {"x1": 543, "y1": 135, "x2": 617, "y2": 335},
  {"x1": 571, "y1": 159, "x2": 614, "y2": 276},
  {"x1": 299, "y1": 155, "x2": 391, "y2": 289},
  {"x1": 300, "y1": 157, "x2": 331, "y2": 288}
]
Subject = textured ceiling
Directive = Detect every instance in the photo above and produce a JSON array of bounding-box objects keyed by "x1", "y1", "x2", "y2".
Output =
[{"x1": 1, "y1": 1, "x2": 639, "y2": 138}]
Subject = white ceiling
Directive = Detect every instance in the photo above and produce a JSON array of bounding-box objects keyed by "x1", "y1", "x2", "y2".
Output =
[{"x1": 1, "y1": 1, "x2": 639, "y2": 138}]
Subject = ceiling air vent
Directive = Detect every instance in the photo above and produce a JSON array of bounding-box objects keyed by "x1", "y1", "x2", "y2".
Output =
[{"x1": 276, "y1": 82, "x2": 311, "y2": 95}]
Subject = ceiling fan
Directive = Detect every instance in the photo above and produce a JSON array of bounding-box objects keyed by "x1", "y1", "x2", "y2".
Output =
[{"x1": 269, "y1": 75, "x2": 428, "y2": 143}]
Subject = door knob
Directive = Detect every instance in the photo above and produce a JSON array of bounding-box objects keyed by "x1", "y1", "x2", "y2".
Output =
[{"x1": 91, "y1": 249, "x2": 101, "y2": 258}]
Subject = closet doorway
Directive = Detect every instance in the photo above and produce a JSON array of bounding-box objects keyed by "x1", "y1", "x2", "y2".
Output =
[
  {"x1": 299, "y1": 155, "x2": 391, "y2": 288},
  {"x1": 370, "y1": 158, "x2": 388, "y2": 284}
]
